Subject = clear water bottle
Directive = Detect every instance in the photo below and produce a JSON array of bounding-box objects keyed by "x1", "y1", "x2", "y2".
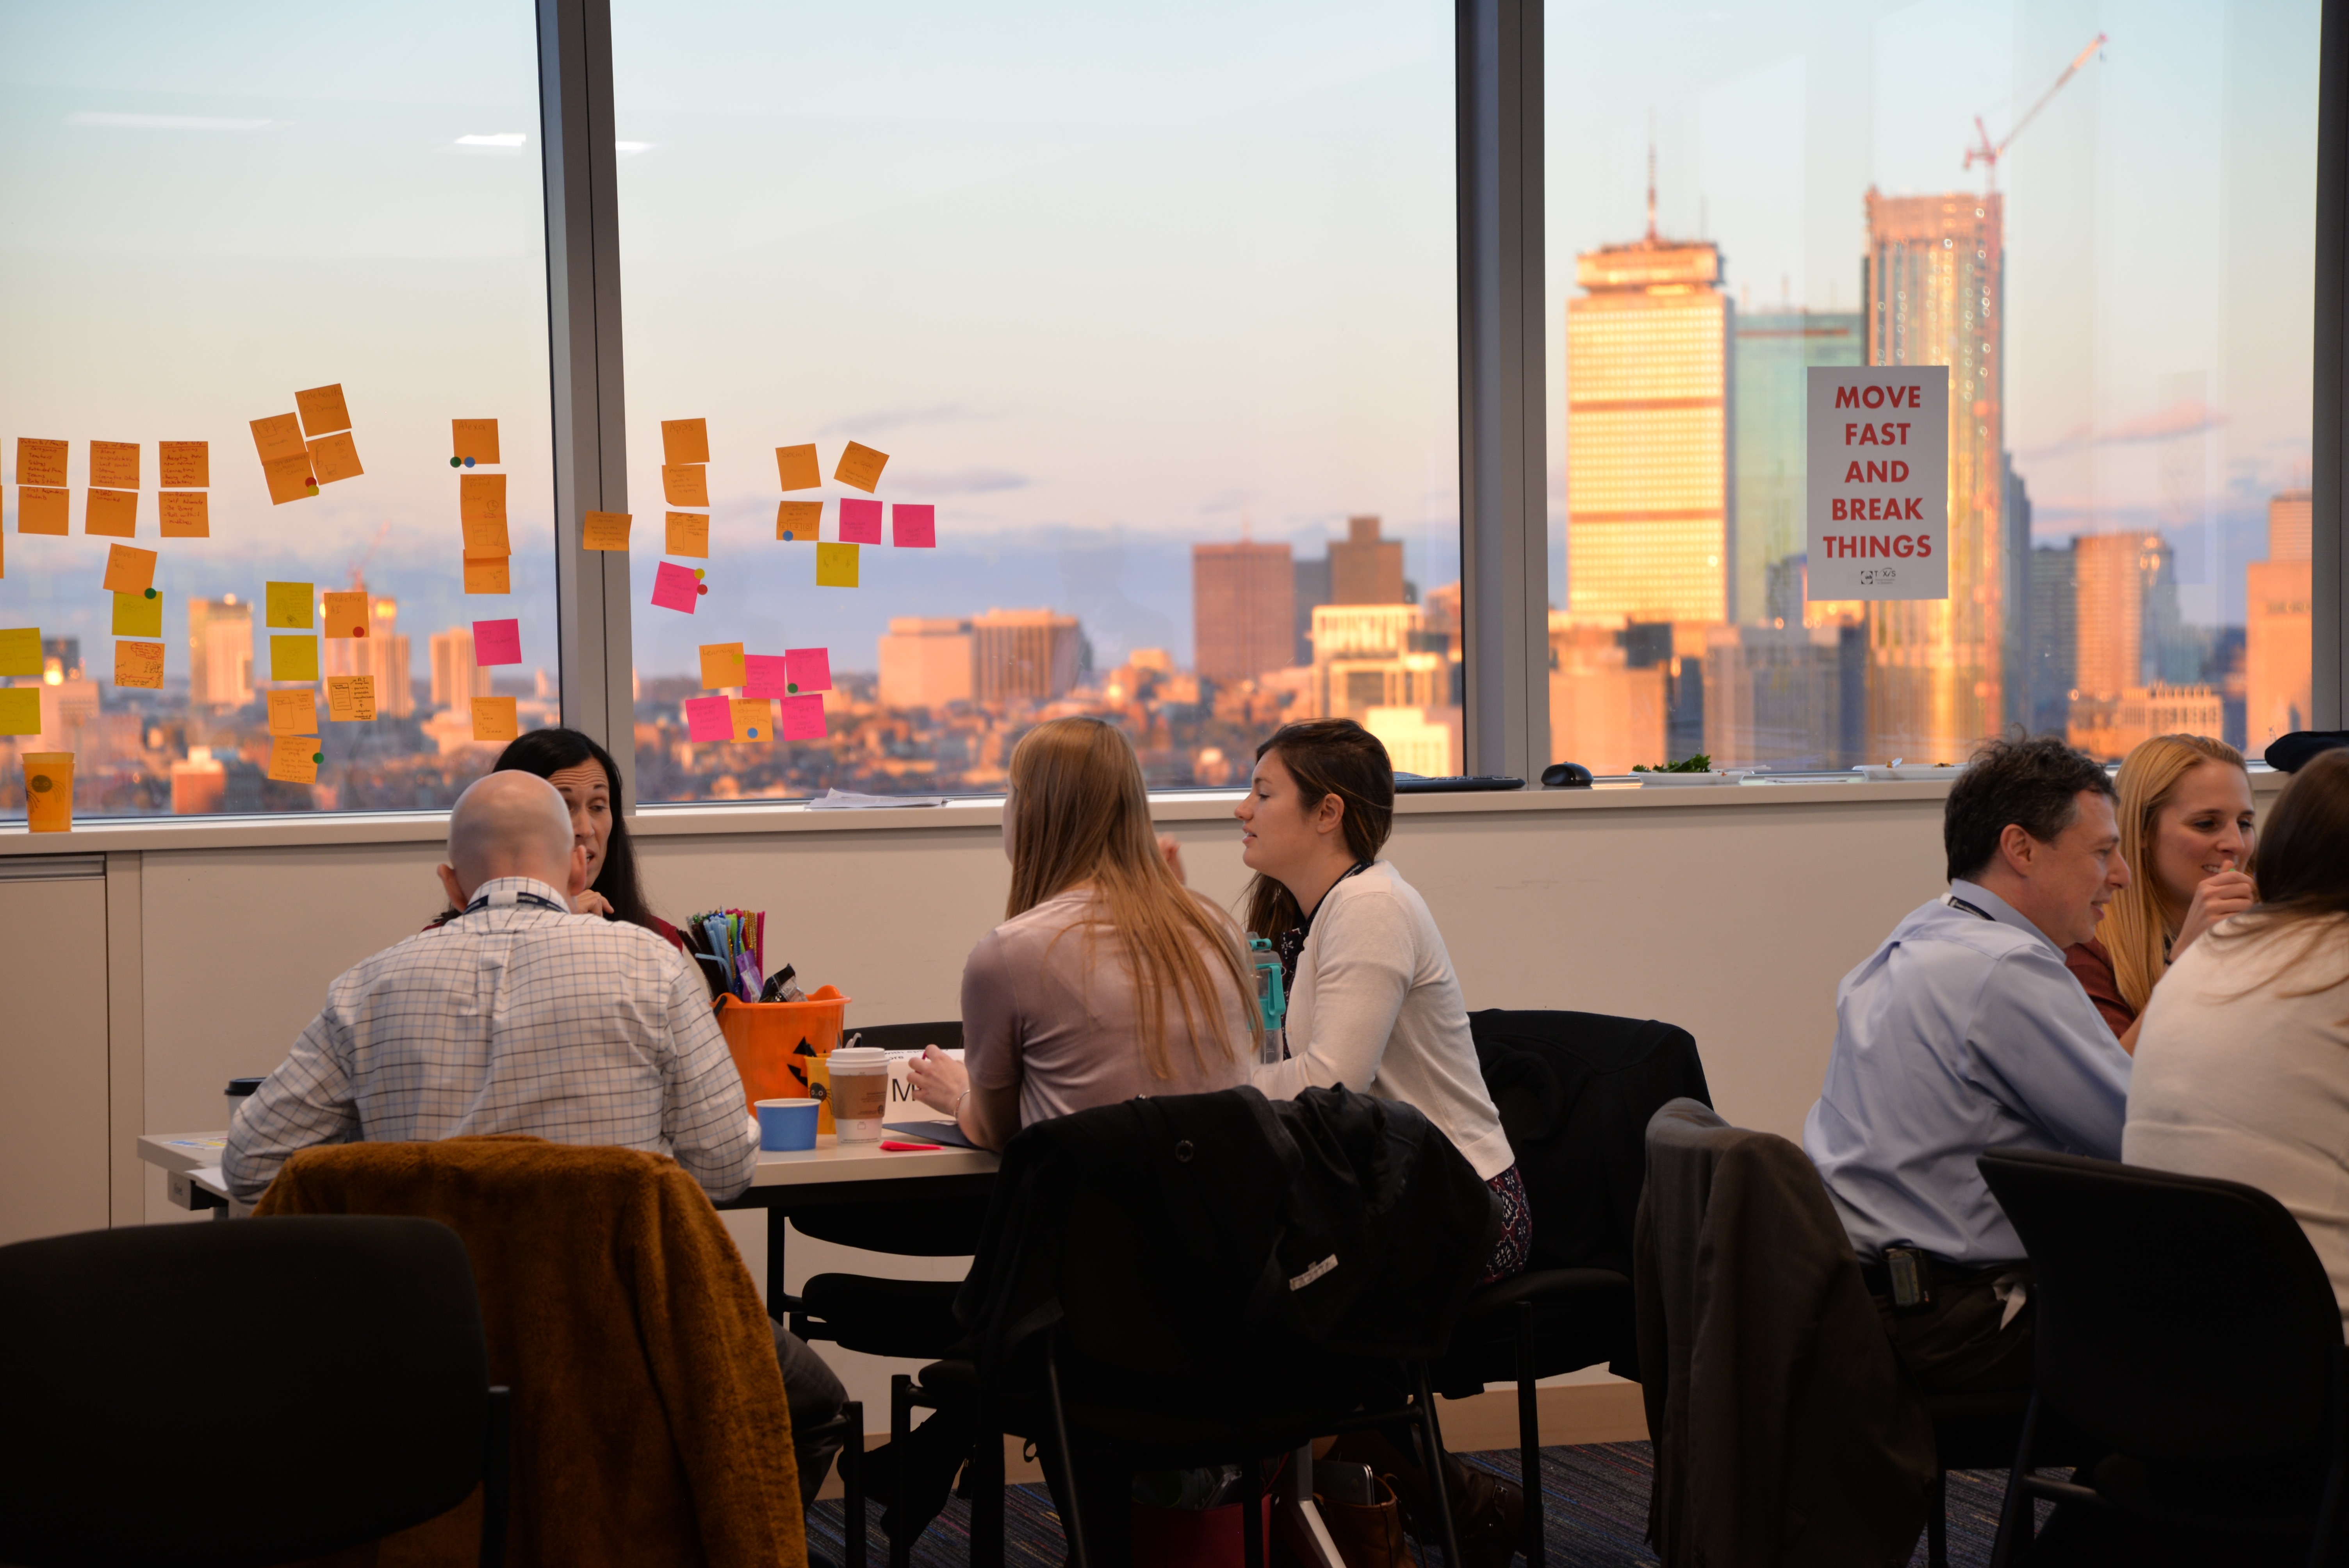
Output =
[{"x1": 1247, "y1": 934, "x2": 1287, "y2": 1065}]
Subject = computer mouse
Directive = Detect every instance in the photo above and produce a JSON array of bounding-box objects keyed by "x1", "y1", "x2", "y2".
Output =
[{"x1": 1542, "y1": 761, "x2": 1593, "y2": 788}]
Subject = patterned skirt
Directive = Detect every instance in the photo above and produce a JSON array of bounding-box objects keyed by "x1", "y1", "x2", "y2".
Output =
[{"x1": 1479, "y1": 1164, "x2": 1533, "y2": 1284}]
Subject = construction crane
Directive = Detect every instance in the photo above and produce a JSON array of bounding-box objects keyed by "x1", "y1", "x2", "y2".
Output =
[
  {"x1": 347, "y1": 518, "x2": 390, "y2": 593},
  {"x1": 1965, "y1": 33, "x2": 2108, "y2": 189}
]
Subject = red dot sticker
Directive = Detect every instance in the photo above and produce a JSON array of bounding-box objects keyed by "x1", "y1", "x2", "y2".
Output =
[
  {"x1": 354, "y1": 625, "x2": 367, "y2": 638},
  {"x1": 696, "y1": 583, "x2": 708, "y2": 595}
]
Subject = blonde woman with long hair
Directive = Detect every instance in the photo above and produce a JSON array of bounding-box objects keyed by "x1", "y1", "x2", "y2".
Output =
[
  {"x1": 906, "y1": 717, "x2": 1258, "y2": 1150},
  {"x1": 2064, "y1": 732, "x2": 2256, "y2": 1052}
]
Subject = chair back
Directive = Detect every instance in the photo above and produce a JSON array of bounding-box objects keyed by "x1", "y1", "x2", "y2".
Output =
[
  {"x1": 851, "y1": 1019, "x2": 964, "y2": 1055},
  {"x1": 0, "y1": 1217, "x2": 491, "y2": 1568},
  {"x1": 1979, "y1": 1147, "x2": 2345, "y2": 1466}
]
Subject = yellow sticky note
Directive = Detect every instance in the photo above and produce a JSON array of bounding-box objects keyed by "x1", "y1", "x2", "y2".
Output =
[
  {"x1": 461, "y1": 472, "x2": 507, "y2": 523},
  {"x1": 775, "y1": 444, "x2": 820, "y2": 491},
  {"x1": 661, "y1": 419, "x2": 709, "y2": 466},
  {"x1": 295, "y1": 383, "x2": 352, "y2": 437},
  {"x1": 661, "y1": 465, "x2": 709, "y2": 508},
  {"x1": 0, "y1": 688, "x2": 38, "y2": 736},
  {"x1": 114, "y1": 641, "x2": 165, "y2": 690},
  {"x1": 327, "y1": 675, "x2": 377, "y2": 721},
  {"x1": 267, "y1": 688, "x2": 319, "y2": 735},
  {"x1": 472, "y1": 695, "x2": 519, "y2": 743},
  {"x1": 464, "y1": 554, "x2": 512, "y2": 595},
  {"x1": 262, "y1": 452, "x2": 315, "y2": 506},
  {"x1": 24, "y1": 752, "x2": 73, "y2": 830},
  {"x1": 159, "y1": 441, "x2": 209, "y2": 488},
  {"x1": 731, "y1": 698, "x2": 774, "y2": 741},
  {"x1": 322, "y1": 591, "x2": 369, "y2": 639},
  {"x1": 308, "y1": 432, "x2": 363, "y2": 485},
  {"x1": 267, "y1": 735, "x2": 321, "y2": 784},
  {"x1": 581, "y1": 511, "x2": 631, "y2": 551},
  {"x1": 251, "y1": 413, "x2": 306, "y2": 463},
  {"x1": 699, "y1": 642, "x2": 746, "y2": 688},
  {"x1": 90, "y1": 440, "x2": 140, "y2": 490},
  {"x1": 102, "y1": 544, "x2": 158, "y2": 595},
  {"x1": 265, "y1": 581, "x2": 314, "y2": 629},
  {"x1": 815, "y1": 541, "x2": 860, "y2": 587},
  {"x1": 18, "y1": 487, "x2": 69, "y2": 535},
  {"x1": 453, "y1": 419, "x2": 501, "y2": 464},
  {"x1": 159, "y1": 492, "x2": 209, "y2": 538},
  {"x1": 16, "y1": 439, "x2": 67, "y2": 487},
  {"x1": 114, "y1": 592, "x2": 162, "y2": 637},
  {"x1": 86, "y1": 488, "x2": 137, "y2": 538},
  {"x1": 665, "y1": 512, "x2": 709, "y2": 558},
  {"x1": 463, "y1": 515, "x2": 511, "y2": 554},
  {"x1": 269, "y1": 634, "x2": 319, "y2": 682},
  {"x1": 0, "y1": 628, "x2": 39, "y2": 677},
  {"x1": 776, "y1": 501, "x2": 821, "y2": 541},
  {"x1": 834, "y1": 441, "x2": 889, "y2": 493}
]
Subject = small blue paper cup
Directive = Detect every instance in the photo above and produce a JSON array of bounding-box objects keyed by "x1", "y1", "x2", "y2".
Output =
[{"x1": 757, "y1": 1098, "x2": 820, "y2": 1151}]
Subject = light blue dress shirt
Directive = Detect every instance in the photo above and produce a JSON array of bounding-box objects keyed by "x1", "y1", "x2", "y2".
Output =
[{"x1": 1802, "y1": 878, "x2": 2132, "y2": 1267}]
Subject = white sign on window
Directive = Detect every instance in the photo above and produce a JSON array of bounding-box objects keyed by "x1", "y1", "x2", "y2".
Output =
[{"x1": 1805, "y1": 366, "x2": 1949, "y2": 601}]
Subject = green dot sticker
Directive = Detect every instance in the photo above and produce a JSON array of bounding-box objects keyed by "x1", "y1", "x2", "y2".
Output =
[
  {"x1": 449, "y1": 456, "x2": 462, "y2": 468},
  {"x1": 143, "y1": 588, "x2": 156, "y2": 599},
  {"x1": 786, "y1": 682, "x2": 798, "y2": 694},
  {"x1": 311, "y1": 751, "x2": 323, "y2": 764},
  {"x1": 30, "y1": 774, "x2": 52, "y2": 793}
]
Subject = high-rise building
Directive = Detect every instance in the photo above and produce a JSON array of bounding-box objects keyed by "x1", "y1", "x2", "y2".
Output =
[
  {"x1": 1731, "y1": 310, "x2": 1862, "y2": 625},
  {"x1": 1292, "y1": 556, "x2": 1331, "y2": 666},
  {"x1": 2002, "y1": 456, "x2": 2034, "y2": 730},
  {"x1": 187, "y1": 596, "x2": 254, "y2": 710},
  {"x1": 324, "y1": 589, "x2": 413, "y2": 718},
  {"x1": 1362, "y1": 706, "x2": 1461, "y2": 777},
  {"x1": 1548, "y1": 613, "x2": 1665, "y2": 774},
  {"x1": 1191, "y1": 541, "x2": 1296, "y2": 683},
  {"x1": 971, "y1": 609, "x2": 1083, "y2": 703},
  {"x1": 1567, "y1": 228, "x2": 1728, "y2": 625},
  {"x1": 2247, "y1": 488, "x2": 2314, "y2": 750},
  {"x1": 879, "y1": 617, "x2": 975, "y2": 709},
  {"x1": 1328, "y1": 516, "x2": 1405, "y2": 606},
  {"x1": 1309, "y1": 605, "x2": 1446, "y2": 723},
  {"x1": 2073, "y1": 533, "x2": 2168, "y2": 702},
  {"x1": 429, "y1": 627, "x2": 491, "y2": 720},
  {"x1": 1702, "y1": 623, "x2": 1866, "y2": 768},
  {"x1": 2070, "y1": 684, "x2": 2227, "y2": 763},
  {"x1": 1861, "y1": 188, "x2": 2005, "y2": 761},
  {"x1": 2028, "y1": 544, "x2": 2078, "y2": 736}
]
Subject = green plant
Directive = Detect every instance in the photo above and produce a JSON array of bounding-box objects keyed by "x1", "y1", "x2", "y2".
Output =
[{"x1": 1631, "y1": 753, "x2": 1713, "y2": 774}]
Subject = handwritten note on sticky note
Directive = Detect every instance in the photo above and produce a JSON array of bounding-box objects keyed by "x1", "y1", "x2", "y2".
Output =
[
  {"x1": 464, "y1": 554, "x2": 512, "y2": 595},
  {"x1": 85, "y1": 489, "x2": 137, "y2": 538},
  {"x1": 582, "y1": 511, "x2": 631, "y2": 550},
  {"x1": 251, "y1": 413, "x2": 306, "y2": 463},
  {"x1": 114, "y1": 592, "x2": 162, "y2": 637},
  {"x1": 776, "y1": 501, "x2": 821, "y2": 541},
  {"x1": 90, "y1": 441, "x2": 140, "y2": 490},
  {"x1": 0, "y1": 688, "x2": 38, "y2": 736},
  {"x1": 114, "y1": 641, "x2": 165, "y2": 689},
  {"x1": 662, "y1": 419, "x2": 710, "y2": 467},
  {"x1": 661, "y1": 465, "x2": 709, "y2": 508},
  {"x1": 296, "y1": 383, "x2": 352, "y2": 437},
  {"x1": 308, "y1": 432, "x2": 363, "y2": 485},
  {"x1": 453, "y1": 419, "x2": 500, "y2": 464},
  {"x1": 262, "y1": 453, "x2": 314, "y2": 505},
  {"x1": 159, "y1": 492, "x2": 209, "y2": 538},
  {"x1": 267, "y1": 687, "x2": 319, "y2": 735},
  {"x1": 102, "y1": 544, "x2": 157, "y2": 595},
  {"x1": 266, "y1": 581, "x2": 315, "y2": 629},
  {"x1": 780, "y1": 693, "x2": 827, "y2": 741},
  {"x1": 785, "y1": 647, "x2": 833, "y2": 693},
  {"x1": 665, "y1": 512, "x2": 709, "y2": 558},
  {"x1": 18, "y1": 487, "x2": 68, "y2": 535},
  {"x1": 159, "y1": 441, "x2": 209, "y2": 488},
  {"x1": 742, "y1": 654, "x2": 788, "y2": 698},
  {"x1": 16, "y1": 439, "x2": 67, "y2": 486},
  {"x1": 699, "y1": 642, "x2": 746, "y2": 688},
  {"x1": 651, "y1": 560, "x2": 700, "y2": 613},
  {"x1": 472, "y1": 695, "x2": 519, "y2": 743},
  {"x1": 815, "y1": 542, "x2": 859, "y2": 588},
  {"x1": 268, "y1": 735, "x2": 321, "y2": 784},
  {"x1": 269, "y1": 634, "x2": 318, "y2": 682},
  {"x1": 731, "y1": 698, "x2": 773, "y2": 742},
  {"x1": 323, "y1": 591, "x2": 369, "y2": 639},
  {"x1": 327, "y1": 675, "x2": 377, "y2": 721},
  {"x1": 23, "y1": 751, "x2": 72, "y2": 830},
  {"x1": 775, "y1": 444, "x2": 820, "y2": 491},
  {"x1": 460, "y1": 472, "x2": 507, "y2": 524},
  {"x1": 893, "y1": 503, "x2": 937, "y2": 548},
  {"x1": 472, "y1": 618, "x2": 522, "y2": 665},
  {"x1": 834, "y1": 441, "x2": 889, "y2": 493},
  {"x1": 684, "y1": 695, "x2": 731, "y2": 742},
  {"x1": 0, "y1": 628, "x2": 39, "y2": 677},
  {"x1": 462, "y1": 515, "x2": 511, "y2": 554},
  {"x1": 839, "y1": 497, "x2": 882, "y2": 544}
]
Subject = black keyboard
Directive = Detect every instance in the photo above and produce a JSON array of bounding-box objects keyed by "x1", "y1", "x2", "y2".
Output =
[{"x1": 1391, "y1": 775, "x2": 1525, "y2": 794}]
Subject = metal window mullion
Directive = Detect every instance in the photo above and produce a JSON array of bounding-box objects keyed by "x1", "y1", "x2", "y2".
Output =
[{"x1": 2317, "y1": 0, "x2": 2348, "y2": 730}]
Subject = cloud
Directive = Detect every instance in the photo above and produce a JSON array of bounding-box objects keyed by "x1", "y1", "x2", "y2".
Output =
[
  {"x1": 816, "y1": 403, "x2": 990, "y2": 438},
  {"x1": 892, "y1": 467, "x2": 1028, "y2": 496},
  {"x1": 2019, "y1": 399, "x2": 2228, "y2": 463}
]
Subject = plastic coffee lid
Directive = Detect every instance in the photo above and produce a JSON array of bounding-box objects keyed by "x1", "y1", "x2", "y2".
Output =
[
  {"x1": 226, "y1": 1076, "x2": 267, "y2": 1097},
  {"x1": 827, "y1": 1047, "x2": 888, "y2": 1072}
]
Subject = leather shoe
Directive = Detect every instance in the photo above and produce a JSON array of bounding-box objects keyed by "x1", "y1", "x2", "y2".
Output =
[{"x1": 1326, "y1": 1429, "x2": 1524, "y2": 1568}]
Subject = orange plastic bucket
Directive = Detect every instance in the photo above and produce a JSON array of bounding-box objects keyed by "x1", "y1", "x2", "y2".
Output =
[{"x1": 713, "y1": 985, "x2": 849, "y2": 1116}]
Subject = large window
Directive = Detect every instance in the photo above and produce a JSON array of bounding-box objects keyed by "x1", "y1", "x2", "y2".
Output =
[
  {"x1": 1544, "y1": 2, "x2": 2319, "y2": 773},
  {"x1": 0, "y1": 2, "x2": 556, "y2": 820},
  {"x1": 609, "y1": 0, "x2": 1460, "y2": 799}
]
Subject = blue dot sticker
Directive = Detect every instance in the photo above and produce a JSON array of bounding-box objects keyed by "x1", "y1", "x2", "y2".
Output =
[
  {"x1": 463, "y1": 456, "x2": 476, "y2": 468},
  {"x1": 746, "y1": 727, "x2": 760, "y2": 739},
  {"x1": 782, "y1": 530, "x2": 795, "y2": 541}
]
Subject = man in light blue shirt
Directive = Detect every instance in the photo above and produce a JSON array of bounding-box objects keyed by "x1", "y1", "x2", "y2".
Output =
[{"x1": 1804, "y1": 734, "x2": 2133, "y2": 1396}]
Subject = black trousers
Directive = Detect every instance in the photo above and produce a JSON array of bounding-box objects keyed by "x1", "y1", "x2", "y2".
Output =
[
  {"x1": 1868, "y1": 1259, "x2": 2036, "y2": 1399},
  {"x1": 772, "y1": 1317, "x2": 853, "y2": 1509}
]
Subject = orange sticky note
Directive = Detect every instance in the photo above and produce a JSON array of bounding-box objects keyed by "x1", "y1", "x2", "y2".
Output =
[
  {"x1": 464, "y1": 554, "x2": 512, "y2": 595},
  {"x1": 86, "y1": 488, "x2": 137, "y2": 538},
  {"x1": 308, "y1": 432, "x2": 363, "y2": 485},
  {"x1": 267, "y1": 687, "x2": 319, "y2": 735},
  {"x1": 296, "y1": 383, "x2": 351, "y2": 437},
  {"x1": 102, "y1": 543, "x2": 157, "y2": 594},
  {"x1": 251, "y1": 413, "x2": 306, "y2": 463},
  {"x1": 731, "y1": 697, "x2": 774, "y2": 742},
  {"x1": 472, "y1": 695, "x2": 519, "y2": 743},
  {"x1": 581, "y1": 511, "x2": 631, "y2": 550},
  {"x1": 16, "y1": 439, "x2": 67, "y2": 487},
  {"x1": 159, "y1": 441, "x2": 209, "y2": 488},
  {"x1": 815, "y1": 541, "x2": 859, "y2": 587},
  {"x1": 776, "y1": 444, "x2": 820, "y2": 491},
  {"x1": 323, "y1": 591, "x2": 369, "y2": 639},
  {"x1": 18, "y1": 487, "x2": 69, "y2": 535},
  {"x1": 834, "y1": 441, "x2": 889, "y2": 493},
  {"x1": 269, "y1": 634, "x2": 319, "y2": 682},
  {"x1": 159, "y1": 492, "x2": 210, "y2": 538},
  {"x1": 699, "y1": 642, "x2": 746, "y2": 688},
  {"x1": 776, "y1": 500, "x2": 821, "y2": 541},
  {"x1": 452, "y1": 419, "x2": 500, "y2": 464},
  {"x1": 460, "y1": 471, "x2": 507, "y2": 523},
  {"x1": 267, "y1": 735, "x2": 321, "y2": 784},
  {"x1": 665, "y1": 511, "x2": 709, "y2": 558},
  {"x1": 327, "y1": 674, "x2": 377, "y2": 721},
  {"x1": 661, "y1": 465, "x2": 709, "y2": 508},
  {"x1": 24, "y1": 752, "x2": 74, "y2": 832},
  {"x1": 0, "y1": 688, "x2": 40, "y2": 735},
  {"x1": 462, "y1": 515, "x2": 511, "y2": 554},
  {"x1": 114, "y1": 640, "x2": 164, "y2": 690},
  {"x1": 262, "y1": 452, "x2": 315, "y2": 505},
  {"x1": 90, "y1": 440, "x2": 140, "y2": 490},
  {"x1": 662, "y1": 419, "x2": 709, "y2": 466}
]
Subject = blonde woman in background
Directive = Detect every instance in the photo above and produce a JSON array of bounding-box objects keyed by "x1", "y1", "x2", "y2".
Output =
[{"x1": 2064, "y1": 733, "x2": 2258, "y2": 1051}]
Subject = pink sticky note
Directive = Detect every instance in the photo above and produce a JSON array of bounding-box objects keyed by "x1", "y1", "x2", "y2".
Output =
[
  {"x1": 839, "y1": 497, "x2": 883, "y2": 544},
  {"x1": 684, "y1": 695, "x2": 732, "y2": 742},
  {"x1": 651, "y1": 560, "x2": 700, "y2": 614},
  {"x1": 892, "y1": 503, "x2": 936, "y2": 548},
  {"x1": 472, "y1": 618, "x2": 522, "y2": 666},
  {"x1": 742, "y1": 654, "x2": 790, "y2": 698},
  {"x1": 785, "y1": 647, "x2": 833, "y2": 693},
  {"x1": 780, "y1": 693, "x2": 827, "y2": 741}
]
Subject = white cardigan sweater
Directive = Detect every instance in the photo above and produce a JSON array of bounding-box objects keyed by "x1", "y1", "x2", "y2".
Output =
[{"x1": 1250, "y1": 860, "x2": 1514, "y2": 1181}]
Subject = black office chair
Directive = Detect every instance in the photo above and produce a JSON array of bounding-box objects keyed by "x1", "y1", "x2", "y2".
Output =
[
  {"x1": 1979, "y1": 1148, "x2": 2349, "y2": 1567},
  {"x1": 0, "y1": 1216, "x2": 510, "y2": 1568}
]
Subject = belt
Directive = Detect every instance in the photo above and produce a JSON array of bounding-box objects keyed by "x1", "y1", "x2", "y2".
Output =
[{"x1": 1856, "y1": 1251, "x2": 1972, "y2": 1297}]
